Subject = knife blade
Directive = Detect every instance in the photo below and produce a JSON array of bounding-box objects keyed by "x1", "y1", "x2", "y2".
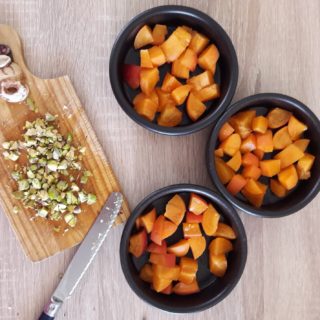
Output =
[{"x1": 39, "y1": 192, "x2": 123, "y2": 320}]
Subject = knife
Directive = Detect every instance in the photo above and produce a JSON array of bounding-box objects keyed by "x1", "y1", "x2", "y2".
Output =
[{"x1": 39, "y1": 192, "x2": 123, "y2": 320}]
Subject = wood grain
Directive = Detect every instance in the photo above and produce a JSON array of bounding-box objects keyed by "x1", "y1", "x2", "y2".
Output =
[
  {"x1": 0, "y1": 25, "x2": 129, "y2": 262},
  {"x1": 0, "y1": 0, "x2": 319, "y2": 319}
]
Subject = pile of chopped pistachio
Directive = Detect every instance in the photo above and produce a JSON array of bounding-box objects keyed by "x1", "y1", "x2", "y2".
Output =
[{"x1": 2, "y1": 113, "x2": 96, "y2": 228}]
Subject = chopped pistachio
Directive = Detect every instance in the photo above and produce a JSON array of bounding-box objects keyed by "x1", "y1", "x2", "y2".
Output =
[
  {"x1": 13, "y1": 206, "x2": 19, "y2": 214},
  {"x1": 32, "y1": 178, "x2": 41, "y2": 189},
  {"x1": 26, "y1": 97, "x2": 39, "y2": 113},
  {"x1": 58, "y1": 160, "x2": 68, "y2": 170},
  {"x1": 87, "y1": 194, "x2": 97, "y2": 205},
  {"x1": 67, "y1": 133, "x2": 73, "y2": 143},
  {"x1": 37, "y1": 208, "x2": 48, "y2": 218},
  {"x1": 71, "y1": 183, "x2": 80, "y2": 192},
  {"x1": 11, "y1": 171, "x2": 21, "y2": 181},
  {"x1": 78, "y1": 191, "x2": 87, "y2": 203},
  {"x1": 18, "y1": 180, "x2": 29, "y2": 191},
  {"x1": 64, "y1": 213, "x2": 77, "y2": 227},
  {"x1": 73, "y1": 206, "x2": 81, "y2": 214},
  {"x1": 47, "y1": 160, "x2": 59, "y2": 172},
  {"x1": 2, "y1": 141, "x2": 11, "y2": 149},
  {"x1": 57, "y1": 180, "x2": 68, "y2": 191},
  {"x1": 13, "y1": 191, "x2": 23, "y2": 199},
  {"x1": 53, "y1": 226, "x2": 61, "y2": 233},
  {"x1": 45, "y1": 113, "x2": 56, "y2": 122}
]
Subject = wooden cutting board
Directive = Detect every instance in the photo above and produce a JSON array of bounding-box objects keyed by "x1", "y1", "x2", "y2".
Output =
[{"x1": 0, "y1": 25, "x2": 130, "y2": 261}]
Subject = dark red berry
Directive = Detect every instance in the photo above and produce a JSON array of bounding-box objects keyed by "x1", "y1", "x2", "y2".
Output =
[{"x1": 0, "y1": 44, "x2": 12, "y2": 59}]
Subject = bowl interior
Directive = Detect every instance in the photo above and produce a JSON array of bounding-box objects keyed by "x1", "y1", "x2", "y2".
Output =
[
  {"x1": 120, "y1": 185, "x2": 247, "y2": 312},
  {"x1": 208, "y1": 94, "x2": 320, "y2": 217},
  {"x1": 110, "y1": 6, "x2": 238, "y2": 134}
]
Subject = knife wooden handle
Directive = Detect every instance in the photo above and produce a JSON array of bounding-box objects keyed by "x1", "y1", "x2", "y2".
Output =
[{"x1": 38, "y1": 312, "x2": 54, "y2": 320}]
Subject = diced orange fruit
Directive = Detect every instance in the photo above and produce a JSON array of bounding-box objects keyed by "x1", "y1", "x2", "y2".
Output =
[
  {"x1": 156, "y1": 88, "x2": 175, "y2": 112},
  {"x1": 213, "y1": 223, "x2": 237, "y2": 240},
  {"x1": 178, "y1": 257, "x2": 198, "y2": 284},
  {"x1": 183, "y1": 223, "x2": 202, "y2": 238},
  {"x1": 153, "y1": 276, "x2": 172, "y2": 293},
  {"x1": 140, "y1": 208, "x2": 156, "y2": 233},
  {"x1": 209, "y1": 237, "x2": 233, "y2": 255},
  {"x1": 252, "y1": 116, "x2": 268, "y2": 134},
  {"x1": 157, "y1": 103, "x2": 182, "y2": 127},
  {"x1": 129, "y1": 229, "x2": 147, "y2": 258},
  {"x1": 218, "y1": 122, "x2": 235, "y2": 142},
  {"x1": 229, "y1": 110, "x2": 256, "y2": 139},
  {"x1": 288, "y1": 115, "x2": 308, "y2": 141},
  {"x1": 293, "y1": 139, "x2": 310, "y2": 152},
  {"x1": 162, "y1": 219, "x2": 178, "y2": 239},
  {"x1": 160, "y1": 33, "x2": 187, "y2": 62},
  {"x1": 242, "y1": 165, "x2": 261, "y2": 180},
  {"x1": 186, "y1": 211, "x2": 203, "y2": 223},
  {"x1": 173, "y1": 279, "x2": 200, "y2": 295},
  {"x1": 148, "y1": 90, "x2": 159, "y2": 106},
  {"x1": 260, "y1": 159, "x2": 281, "y2": 177},
  {"x1": 149, "y1": 252, "x2": 176, "y2": 267},
  {"x1": 189, "y1": 193, "x2": 208, "y2": 215},
  {"x1": 173, "y1": 26, "x2": 192, "y2": 47},
  {"x1": 195, "y1": 84, "x2": 220, "y2": 102},
  {"x1": 256, "y1": 129, "x2": 274, "y2": 152},
  {"x1": 253, "y1": 149, "x2": 265, "y2": 160},
  {"x1": 186, "y1": 92, "x2": 206, "y2": 122},
  {"x1": 243, "y1": 178, "x2": 264, "y2": 195},
  {"x1": 188, "y1": 236, "x2": 206, "y2": 259},
  {"x1": 179, "y1": 48, "x2": 197, "y2": 71},
  {"x1": 209, "y1": 253, "x2": 227, "y2": 277},
  {"x1": 214, "y1": 148, "x2": 224, "y2": 157},
  {"x1": 182, "y1": 25, "x2": 193, "y2": 33},
  {"x1": 140, "y1": 49, "x2": 153, "y2": 68},
  {"x1": 134, "y1": 97, "x2": 158, "y2": 121},
  {"x1": 134, "y1": 25, "x2": 154, "y2": 49},
  {"x1": 226, "y1": 150, "x2": 242, "y2": 171},
  {"x1": 297, "y1": 153, "x2": 315, "y2": 180},
  {"x1": 215, "y1": 156, "x2": 235, "y2": 184},
  {"x1": 123, "y1": 64, "x2": 140, "y2": 89},
  {"x1": 167, "y1": 239, "x2": 190, "y2": 257},
  {"x1": 202, "y1": 204, "x2": 220, "y2": 235},
  {"x1": 135, "y1": 216, "x2": 142, "y2": 229},
  {"x1": 242, "y1": 152, "x2": 259, "y2": 167},
  {"x1": 140, "y1": 68, "x2": 160, "y2": 95},
  {"x1": 171, "y1": 58, "x2": 190, "y2": 79},
  {"x1": 140, "y1": 264, "x2": 153, "y2": 283},
  {"x1": 147, "y1": 241, "x2": 167, "y2": 254},
  {"x1": 270, "y1": 179, "x2": 287, "y2": 198},
  {"x1": 152, "y1": 24, "x2": 168, "y2": 45},
  {"x1": 267, "y1": 108, "x2": 292, "y2": 129},
  {"x1": 151, "y1": 215, "x2": 176, "y2": 245},
  {"x1": 226, "y1": 174, "x2": 248, "y2": 195},
  {"x1": 164, "y1": 194, "x2": 186, "y2": 226},
  {"x1": 273, "y1": 126, "x2": 292, "y2": 150},
  {"x1": 152, "y1": 264, "x2": 180, "y2": 281},
  {"x1": 274, "y1": 143, "x2": 304, "y2": 169},
  {"x1": 161, "y1": 73, "x2": 182, "y2": 92},
  {"x1": 187, "y1": 70, "x2": 213, "y2": 91},
  {"x1": 240, "y1": 133, "x2": 257, "y2": 153},
  {"x1": 242, "y1": 180, "x2": 267, "y2": 207},
  {"x1": 171, "y1": 85, "x2": 191, "y2": 105},
  {"x1": 219, "y1": 133, "x2": 241, "y2": 156},
  {"x1": 148, "y1": 46, "x2": 166, "y2": 67},
  {"x1": 189, "y1": 31, "x2": 209, "y2": 55},
  {"x1": 160, "y1": 283, "x2": 173, "y2": 295},
  {"x1": 278, "y1": 164, "x2": 298, "y2": 190},
  {"x1": 198, "y1": 44, "x2": 219, "y2": 73}
]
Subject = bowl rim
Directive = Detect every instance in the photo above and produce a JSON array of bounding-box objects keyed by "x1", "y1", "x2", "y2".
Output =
[
  {"x1": 207, "y1": 92, "x2": 320, "y2": 218},
  {"x1": 109, "y1": 5, "x2": 239, "y2": 136},
  {"x1": 119, "y1": 183, "x2": 247, "y2": 313}
]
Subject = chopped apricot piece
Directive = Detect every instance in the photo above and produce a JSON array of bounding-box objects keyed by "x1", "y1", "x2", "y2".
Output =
[
  {"x1": 187, "y1": 70, "x2": 213, "y2": 91},
  {"x1": 182, "y1": 25, "x2": 193, "y2": 33},
  {"x1": 171, "y1": 58, "x2": 190, "y2": 79},
  {"x1": 209, "y1": 253, "x2": 227, "y2": 277},
  {"x1": 229, "y1": 110, "x2": 256, "y2": 139},
  {"x1": 293, "y1": 139, "x2": 310, "y2": 152},
  {"x1": 140, "y1": 208, "x2": 156, "y2": 233},
  {"x1": 186, "y1": 92, "x2": 206, "y2": 121},
  {"x1": 213, "y1": 223, "x2": 237, "y2": 240},
  {"x1": 173, "y1": 26, "x2": 192, "y2": 47},
  {"x1": 288, "y1": 115, "x2": 308, "y2": 140},
  {"x1": 155, "y1": 88, "x2": 175, "y2": 112},
  {"x1": 209, "y1": 237, "x2": 233, "y2": 255},
  {"x1": 278, "y1": 165, "x2": 298, "y2": 190},
  {"x1": 242, "y1": 152, "x2": 259, "y2": 167},
  {"x1": 260, "y1": 159, "x2": 281, "y2": 177},
  {"x1": 134, "y1": 97, "x2": 158, "y2": 121},
  {"x1": 153, "y1": 276, "x2": 172, "y2": 293},
  {"x1": 186, "y1": 211, "x2": 203, "y2": 223},
  {"x1": 183, "y1": 223, "x2": 202, "y2": 238},
  {"x1": 252, "y1": 116, "x2": 268, "y2": 134},
  {"x1": 152, "y1": 264, "x2": 180, "y2": 281},
  {"x1": 164, "y1": 194, "x2": 186, "y2": 226},
  {"x1": 226, "y1": 174, "x2": 248, "y2": 195},
  {"x1": 214, "y1": 148, "x2": 224, "y2": 157},
  {"x1": 219, "y1": 122, "x2": 235, "y2": 142},
  {"x1": 148, "y1": 90, "x2": 159, "y2": 107},
  {"x1": 179, "y1": 48, "x2": 197, "y2": 71},
  {"x1": 149, "y1": 252, "x2": 176, "y2": 268},
  {"x1": 202, "y1": 204, "x2": 220, "y2": 236},
  {"x1": 178, "y1": 257, "x2": 198, "y2": 284},
  {"x1": 297, "y1": 153, "x2": 315, "y2": 180},
  {"x1": 198, "y1": 44, "x2": 219, "y2": 73},
  {"x1": 123, "y1": 64, "x2": 140, "y2": 89},
  {"x1": 219, "y1": 133, "x2": 241, "y2": 156},
  {"x1": 135, "y1": 216, "x2": 142, "y2": 229},
  {"x1": 267, "y1": 108, "x2": 292, "y2": 129},
  {"x1": 253, "y1": 149, "x2": 264, "y2": 160},
  {"x1": 134, "y1": 25, "x2": 154, "y2": 49},
  {"x1": 189, "y1": 31, "x2": 209, "y2": 55},
  {"x1": 226, "y1": 150, "x2": 242, "y2": 171},
  {"x1": 129, "y1": 229, "x2": 147, "y2": 258},
  {"x1": 256, "y1": 129, "x2": 273, "y2": 152},
  {"x1": 157, "y1": 103, "x2": 182, "y2": 127},
  {"x1": 273, "y1": 126, "x2": 292, "y2": 150},
  {"x1": 188, "y1": 236, "x2": 206, "y2": 259},
  {"x1": 171, "y1": 85, "x2": 191, "y2": 105},
  {"x1": 189, "y1": 193, "x2": 208, "y2": 215},
  {"x1": 160, "y1": 283, "x2": 173, "y2": 295},
  {"x1": 274, "y1": 143, "x2": 304, "y2": 169},
  {"x1": 150, "y1": 215, "x2": 166, "y2": 245},
  {"x1": 173, "y1": 279, "x2": 200, "y2": 295},
  {"x1": 242, "y1": 165, "x2": 261, "y2": 180},
  {"x1": 152, "y1": 24, "x2": 168, "y2": 45},
  {"x1": 195, "y1": 84, "x2": 220, "y2": 102},
  {"x1": 140, "y1": 264, "x2": 153, "y2": 283},
  {"x1": 270, "y1": 179, "x2": 287, "y2": 198},
  {"x1": 160, "y1": 33, "x2": 186, "y2": 62},
  {"x1": 242, "y1": 180, "x2": 267, "y2": 207},
  {"x1": 140, "y1": 68, "x2": 159, "y2": 95},
  {"x1": 140, "y1": 49, "x2": 153, "y2": 68},
  {"x1": 168, "y1": 239, "x2": 190, "y2": 257},
  {"x1": 161, "y1": 73, "x2": 182, "y2": 92},
  {"x1": 215, "y1": 156, "x2": 235, "y2": 184},
  {"x1": 147, "y1": 241, "x2": 167, "y2": 254},
  {"x1": 240, "y1": 133, "x2": 257, "y2": 153},
  {"x1": 243, "y1": 178, "x2": 264, "y2": 195},
  {"x1": 148, "y1": 46, "x2": 166, "y2": 67}
]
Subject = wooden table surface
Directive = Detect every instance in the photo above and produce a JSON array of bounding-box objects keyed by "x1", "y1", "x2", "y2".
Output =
[{"x1": 0, "y1": 0, "x2": 319, "y2": 319}]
